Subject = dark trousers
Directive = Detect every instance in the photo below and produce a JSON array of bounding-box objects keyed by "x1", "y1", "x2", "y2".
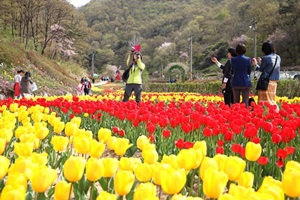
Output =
[
  {"x1": 223, "y1": 89, "x2": 234, "y2": 106},
  {"x1": 123, "y1": 84, "x2": 142, "y2": 102},
  {"x1": 232, "y1": 87, "x2": 251, "y2": 107}
]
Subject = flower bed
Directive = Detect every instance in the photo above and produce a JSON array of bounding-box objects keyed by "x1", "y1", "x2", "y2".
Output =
[{"x1": 0, "y1": 92, "x2": 300, "y2": 199}]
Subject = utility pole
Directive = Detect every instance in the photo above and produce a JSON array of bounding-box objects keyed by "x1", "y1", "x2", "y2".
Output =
[
  {"x1": 189, "y1": 37, "x2": 193, "y2": 79},
  {"x1": 91, "y1": 52, "x2": 95, "y2": 76}
]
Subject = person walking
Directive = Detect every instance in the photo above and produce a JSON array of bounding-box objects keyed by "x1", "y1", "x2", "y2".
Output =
[
  {"x1": 20, "y1": 71, "x2": 34, "y2": 98},
  {"x1": 231, "y1": 43, "x2": 252, "y2": 107},
  {"x1": 211, "y1": 48, "x2": 237, "y2": 106},
  {"x1": 81, "y1": 78, "x2": 91, "y2": 95},
  {"x1": 122, "y1": 47, "x2": 145, "y2": 103},
  {"x1": 252, "y1": 41, "x2": 281, "y2": 111},
  {"x1": 14, "y1": 70, "x2": 24, "y2": 99}
]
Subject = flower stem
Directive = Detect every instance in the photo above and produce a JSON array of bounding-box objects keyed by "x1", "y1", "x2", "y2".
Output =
[
  {"x1": 68, "y1": 183, "x2": 73, "y2": 200},
  {"x1": 89, "y1": 181, "x2": 94, "y2": 200}
]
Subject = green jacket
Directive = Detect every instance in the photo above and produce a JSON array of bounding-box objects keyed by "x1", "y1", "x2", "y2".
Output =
[{"x1": 127, "y1": 59, "x2": 145, "y2": 84}]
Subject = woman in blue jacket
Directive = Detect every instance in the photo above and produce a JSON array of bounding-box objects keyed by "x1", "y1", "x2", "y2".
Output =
[
  {"x1": 231, "y1": 43, "x2": 252, "y2": 107},
  {"x1": 253, "y1": 41, "x2": 281, "y2": 111}
]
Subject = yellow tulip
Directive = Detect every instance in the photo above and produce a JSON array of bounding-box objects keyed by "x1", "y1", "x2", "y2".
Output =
[
  {"x1": 14, "y1": 126, "x2": 29, "y2": 139},
  {"x1": 142, "y1": 148, "x2": 158, "y2": 164},
  {"x1": 51, "y1": 136, "x2": 69, "y2": 152},
  {"x1": 34, "y1": 123, "x2": 49, "y2": 140},
  {"x1": 30, "y1": 152, "x2": 48, "y2": 166},
  {"x1": 177, "y1": 149, "x2": 197, "y2": 171},
  {"x1": 101, "y1": 157, "x2": 119, "y2": 178},
  {"x1": 54, "y1": 180, "x2": 72, "y2": 200},
  {"x1": 203, "y1": 168, "x2": 228, "y2": 198},
  {"x1": 54, "y1": 121, "x2": 65, "y2": 134},
  {"x1": 85, "y1": 157, "x2": 104, "y2": 182},
  {"x1": 114, "y1": 169, "x2": 135, "y2": 196},
  {"x1": 89, "y1": 139, "x2": 105, "y2": 158},
  {"x1": 1, "y1": 184, "x2": 26, "y2": 200},
  {"x1": 70, "y1": 116, "x2": 81, "y2": 128},
  {"x1": 119, "y1": 157, "x2": 141, "y2": 171},
  {"x1": 237, "y1": 172, "x2": 254, "y2": 188},
  {"x1": 161, "y1": 167, "x2": 186, "y2": 195},
  {"x1": 30, "y1": 165, "x2": 57, "y2": 193},
  {"x1": 106, "y1": 136, "x2": 117, "y2": 150},
  {"x1": 218, "y1": 193, "x2": 235, "y2": 200},
  {"x1": 14, "y1": 142, "x2": 34, "y2": 157},
  {"x1": 136, "y1": 135, "x2": 150, "y2": 151},
  {"x1": 114, "y1": 138, "x2": 133, "y2": 157},
  {"x1": 228, "y1": 184, "x2": 255, "y2": 199},
  {"x1": 18, "y1": 110, "x2": 28, "y2": 122},
  {"x1": 97, "y1": 127, "x2": 112, "y2": 142},
  {"x1": 134, "y1": 162, "x2": 153, "y2": 182},
  {"x1": 5, "y1": 172, "x2": 28, "y2": 190},
  {"x1": 64, "y1": 122, "x2": 78, "y2": 137},
  {"x1": 0, "y1": 156, "x2": 10, "y2": 179},
  {"x1": 9, "y1": 103, "x2": 19, "y2": 112},
  {"x1": 161, "y1": 154, "x2": 178, "y2": 169},
  {"x1": 0, "y1": 129, "x2": 13, "y2": 142},
  {"x1": 213, "y1": 154, "x2": 228, "y2": 172},
  {"x1": 193, "y1": 140, "x2": 207, "y2": 158},
  {"x1": 19, "y1": 134, "x2": 40, "y2": 150},
  {"x1": 199, "y1": 157, "x2": 218, "y2": 180},
  {"x1": 63, "y1": 156, "x2": 86, "y2": 182},
  {"x1": 96, "y1": 191, "x2": 116, "y2": 200},
  {"x1": 0, "y1": 138, "x2": 6, "y2": 154},
  {"x1": 31, "y1": 112, "x2": 43, "y2": 123},
  {"x1": 245, "y1": 142, "x2": 262, "y2": 161},
  {"x1": 152, "y1": 163, "x2": 170, "y2": 186},
  {"x1": 282, "y1": 168, "x2": 300, "y2": 197},
  {"x1": 134, "y1": 182, "x2": 157, "y2": 200},
  {"x1": 73, "y1": 136, "x2": 90, "y2": 155},
  {"x1": 224, "y1": 156, "x2": 246, "y2": 181}
]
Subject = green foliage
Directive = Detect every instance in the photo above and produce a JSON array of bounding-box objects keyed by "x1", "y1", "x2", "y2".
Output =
[{"x1": 146, "y1": 79, "x2": 300, "y2": 98}]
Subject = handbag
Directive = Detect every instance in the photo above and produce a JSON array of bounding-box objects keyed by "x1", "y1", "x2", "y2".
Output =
[
  {"x1": 256, "y1": 56, "x2": 278, "y2": 91},
  {"x1": 122, "y1": 66, "x2": 132, "y2": 82}
]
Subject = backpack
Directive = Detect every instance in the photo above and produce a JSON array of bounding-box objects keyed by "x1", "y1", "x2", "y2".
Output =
[
  {"x1": 84, "y1": 81, "x2": 90, "y2": 90},
  {"x1": 122, "y1": 68, "x2": 130, "y2": 82}
]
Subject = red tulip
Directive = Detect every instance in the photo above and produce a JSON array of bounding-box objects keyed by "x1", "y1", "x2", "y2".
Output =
[{"x1": 257, "y1": 156, "x2": 269, "y2": 165}]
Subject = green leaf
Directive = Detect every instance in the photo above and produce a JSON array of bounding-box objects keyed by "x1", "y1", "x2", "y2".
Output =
[
  {"x1": 47, "y1": 186, "x2": 55, "y2": 199},
  {"x1": 125, "y1": 180, "x2": 138, "y2": 200},
  {"x1": 98, "y1": 177, "x2": 108, "y2": 191}
]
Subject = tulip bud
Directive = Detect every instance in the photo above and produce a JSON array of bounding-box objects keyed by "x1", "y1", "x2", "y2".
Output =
[
  {"x1": 203, "y1": 168, "x2": 228, "y2": 198},
  {"x1": 134, "y1": 182, "x2": 157, "y2": 200},
  {"x1": 0, "y1": 155, "x2": 10, "y2": 179},
  {"x1": 89, "y1": 139, "x2": 105, "y2": 158},
  {"x1": 96, "y1": 191, "x2": 116, "y2": 200},
  {"x1": 51, "y1": 136, "x2": 69, "y2": 152},
  {"x1": 134, "y1": 162, "x2": 153, "y2": 182},
  {"x1": 224, "y1": 156, "x2": 246, "y2": 181},
  {"x1": 86, "y1": 158, "x2": 104, "y2": 182},
  {"x1": 54, "y1": 181, "x2": 72, "y2": 200},
  {"x1": 237, "y1": 172, "x2": 254, "y2": 188},
  {"x1": 101, "y1": 157, "x2": 119, "y2": 178},
  {"x1": 114, "y1": 138, "x2": 133, "y2": 157},
  {"x1": 245, "y1": 142, "x2": 262, "y2": 161},
  {"x1": 63, "y1": 156, "x2": 86, "y2": 182},
  {"x1": 114, "y1": 169, "x2": 135, "y2": 196},
  {"x1": 161, "y1": 167, "x2": 186, "y2": 195},
  {"x1": 97, "y1": 127, "x2": 112, "y2": 142},
  {"x1": 30, "y1": 165, "x2": 57, "y2": 193}
]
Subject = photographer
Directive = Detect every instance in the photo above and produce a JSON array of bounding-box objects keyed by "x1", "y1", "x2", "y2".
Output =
[
  {"x1": 122, "y1": 47, "x2": 145, "y2": 103},
  {"x1": 211, "y1": 48, "x2": 237, "y2": 106}
]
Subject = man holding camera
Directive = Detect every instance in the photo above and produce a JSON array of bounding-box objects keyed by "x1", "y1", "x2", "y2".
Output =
[{"x1": 122, "y1": 46, "x2": 145, "y2": 103}]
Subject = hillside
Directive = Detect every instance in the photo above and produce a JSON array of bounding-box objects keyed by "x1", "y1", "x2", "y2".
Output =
[{"x1": 0, "y1": 40, "x2": 88, "y2": 97}]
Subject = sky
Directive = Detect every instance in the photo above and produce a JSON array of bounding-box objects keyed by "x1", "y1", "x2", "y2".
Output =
[{"x1": 68, "y1": 0, "x2": 91, "y2": 8}]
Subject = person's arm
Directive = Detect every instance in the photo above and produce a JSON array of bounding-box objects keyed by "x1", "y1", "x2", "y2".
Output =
[
  {"x1": 137, "y1": 58, "x2": 145, "y2": 70},
  {"x1": 223, "y1": 60, "x2": 232, "y2": 84},
  {"x1": 211, "y1": 57, "x2": 224, "y2": 69}
]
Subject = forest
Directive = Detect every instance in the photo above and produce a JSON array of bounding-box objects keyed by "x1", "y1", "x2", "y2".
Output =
[{"x1": 0, "y1": 0, "x2": 300, "y2": 76}]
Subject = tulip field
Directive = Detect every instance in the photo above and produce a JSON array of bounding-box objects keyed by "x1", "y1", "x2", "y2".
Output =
[{"x1": 0, "y1": 92, "x2": 300, "y2": 200}]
